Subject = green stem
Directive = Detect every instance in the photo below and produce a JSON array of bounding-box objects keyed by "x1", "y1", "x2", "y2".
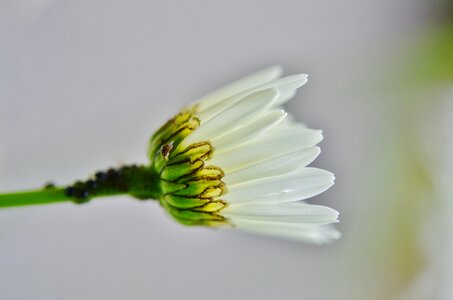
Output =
[
  {"x1": 0, "y1": 164, "x2": 160, "y2": 209},
  {"x1": 0, "y1": 187, "x2": 125, "y2": 208},
  {"x1": 0, "y1": 187, "x2": 71, "y2": 208}
]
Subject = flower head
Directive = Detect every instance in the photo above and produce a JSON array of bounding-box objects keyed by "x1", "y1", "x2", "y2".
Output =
[{"x1": 148, "y1": 66, "x2": 340, "y2": 243}]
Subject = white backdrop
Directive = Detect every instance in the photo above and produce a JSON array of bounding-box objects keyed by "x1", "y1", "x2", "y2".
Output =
[{"x1": 0, "y1": 1, "x2": 425, "y2": 299}]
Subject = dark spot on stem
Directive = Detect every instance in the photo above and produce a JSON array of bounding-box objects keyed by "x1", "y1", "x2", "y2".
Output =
[
  {"x1": 64, "y1": 186, "x2": 75, "y2": 197},
  {"x1": 95, "y1": 171, "x2": 107, "y2": 181},
  {"x1": 44, "y1": 182, "x2": 56, "y2": 189}
]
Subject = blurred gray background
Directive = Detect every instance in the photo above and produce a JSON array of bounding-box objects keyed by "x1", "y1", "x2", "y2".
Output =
[{"x1": 2, "y1": 1, "x2": 449, "y2": 300}]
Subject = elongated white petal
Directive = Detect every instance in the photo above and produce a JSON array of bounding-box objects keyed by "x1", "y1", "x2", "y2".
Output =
[
  {"x1": 195, "y1": 66, "x2": 283, "y2": 110},
  {"x1": 210, "y1": 127, "x2": 323, "y2": 172},
  {"x1": 226, "y1": 167, "x2": 334, "y2": 204},
  {"x1": 224, "y1": 147, "x2": 320, "y2": 185},
  {"x1": 268, "y1": 74, "x2": 308, "y2": 106},
  {"x1": 211, "y1": 110, "x2": 286, "y2": 151},
  {"x1": 182, "y1": 88, "x2": 278, "y2": 147},
  {"x1": 276, "y1": 90, "x2": 296, "y2": 106},
  {"x1": 231, "y1": 220, "x2": 341, "y2": 244},
  {"x1": 223, "y1": 202, "x2": 339, "y2": 225},
  {"x1": 279, "y1": 112, "x2": 308, "y2": 129},
  {"x1": 197, "y1": 74, "x2": 308, "y2": 122}
]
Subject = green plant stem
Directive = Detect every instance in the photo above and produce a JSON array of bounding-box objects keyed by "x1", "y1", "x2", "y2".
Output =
[
  {"x1": 0, "y1": 188, "x2": 64, "y2": 208},
  {"x1": 0, "y1": 164, "x2": 161, "y2": 209},
  {"x1": 0, "y1": 187, "x2": 126, "y2": 208}
]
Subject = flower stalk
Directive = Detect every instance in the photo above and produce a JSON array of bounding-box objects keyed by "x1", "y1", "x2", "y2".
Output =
[
  {"x1": 0, "y1": 188, "x2": 70, "y2": 208},
  {"x1": 0, "y1": 164, "x2": 160, "y2": 208}
]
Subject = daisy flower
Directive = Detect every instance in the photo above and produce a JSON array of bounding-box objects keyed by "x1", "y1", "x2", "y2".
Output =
[
  {"x1": 0, "y1": 66, "x2": 340, "y2": 244},
  {"x1": 149, "y1": 66, "x2": 340, "y2": 243}
]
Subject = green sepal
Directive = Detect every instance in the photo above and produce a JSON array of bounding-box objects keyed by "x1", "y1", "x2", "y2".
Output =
[
  {"x1": 178, "y1": 166, "x2": 224, "y2": 183},
  {"x1": 173, "y1": 179, "x2": 222, "y2": 197},
  {"x1": 149, "y1": 109, "x2": 192, "y2": 148},
  {"x1": 193, "y1": 200, "x2": 227, "y2": 212},
  {"x1": 169, "y1": 142, "x2": 213, "y2": 163},
  {"x1": 161, "y1": 160, "x2": 204, "y2": 182},
  {"x1": 163, "y1": 194, "x2": 210, "y2": 209},
  {"x1": 160, "y1": 180, "x2": 187, "y2": 195},
  {"x1": 161, "y1": 201, "x2": 226, "y2": 226},
  {"x1": 168, "y1": 126, "x2": 198, "y2": 152},
  {"x1": 152, "y1": 150, "x2": 167, "y2": 174},
  {"x1": 148, "y1": 108, "x2": 200, "y2": 161},
  {"x1": 199, "y1": 184, "x2": 226, "y2": 198}
]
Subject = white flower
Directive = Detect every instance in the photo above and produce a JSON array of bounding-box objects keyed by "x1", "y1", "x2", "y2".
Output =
[{"x1": 149, "y1": 66, "x2": 340, "y2": 244}]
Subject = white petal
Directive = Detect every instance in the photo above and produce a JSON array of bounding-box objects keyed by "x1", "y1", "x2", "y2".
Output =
[
  {"x1": 182, "y1": 88, "x2": 278, "y2": 147},
  {"x1": 269, "y1": 74, "x2": 308, "y2": 106},
  {"x1": 276, "y1": 90, "x2": 296, "y2": 106},
  {"x1": 209, "y1": 127, "x2": 323, "y2": 172},
  {"x1": 211, "y1": 109, "x2": 286, "y2": 151},
  {"x1": 279, "y1": 112, "x2": 307, "y2": 128},
  {"x1": 231, "y1": 221, "x2": 341, "y2": 244},
  {"x1": 195, "y1": 66, "x2": 283, "y2": 110},
  {"x1": 225, "y1": 167, "x2": 334, "y2": 204},
  {"x1": 223, "y1": 202, "x2": 339, "y2": 225},
  {"x1": 224, "y1": 147, "x2": 320, "y2": 185},
  {"x1": 197, "y1": 74, "x2": 308, "y2": 123}
]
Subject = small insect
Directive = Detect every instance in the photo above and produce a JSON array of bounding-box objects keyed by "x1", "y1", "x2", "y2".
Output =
[
  {"x1": 161, "y1": 142, "x2": 174, "y2": 160},
  {"x1": 95, "y1": 171, "x2": 107, "y2": 181},
  {"x1": 44, "y1": 182, "x2": 56, "y2": 189}
]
